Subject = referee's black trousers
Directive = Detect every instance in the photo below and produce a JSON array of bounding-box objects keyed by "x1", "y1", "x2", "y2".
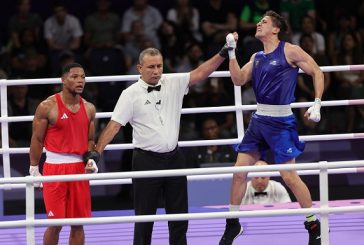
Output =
[{"x1": 132, "y1": 148, "x2": 188, "y2": 245}]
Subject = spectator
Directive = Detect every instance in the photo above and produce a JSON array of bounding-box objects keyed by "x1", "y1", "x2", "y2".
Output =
[
  {"x1": 124, "y1": 19, "x2": 157, "y2": 67},
  {"x1": 327, "y1": 14, "x2": 362, "y2": 64},
  {"x1": 177, "y1": 42, "x2": 206, "y2": 142},
  {"x1": 166, "y1": 0, "x2": 202, "y2": 42},
  {"x1": 10, "y1": 28, "x2": 47, "y2": 80},
  {"x1": 84, "y1": 0, "x2": 127, "y2": 115},
  {"x1": 357, "y1": 0, "x2": 364, "y2": 45},
  {"x1": 44, "y1": 1, "x2": 83, "y2": 76},
  {"x1": 84, "y1": 0, "x2": 121, "y2": 49},
  {"x1": 238, "y1": 0, "x2": 270, "y2": 62},
  {"x1": 239, "y1": 0, "x2": 271, "y2": 37},
  {"x1": 242, "y1": 160, "x2": 292, "y2": 205},
  {"x1": 333, "y1": 32, "x2": 364, "y2": 132},
  {"x1": 296, "y1": 33, "x2": 331, "y2": 134},
  {"x1": 292, "y1": 15, "x2": 326, "y2": 55},
  {"x1": 158, "y1": 20, "x2": 184, "y2": 72},
  {"x1": 126, "y1": 37, "x2": 155, "y2": 76},
  {"x1": 197, "y1": 77, "x2": 235, "y2": 138},
  {"x1": 199, "y1": 0, "x2": 237, "y2": 57},
  {"x1": 8, "y1": 85, "x2": 39, "y2": 147},
  {"x1": 176, "y1": 41, "x2": 205, "y2": 94},
  {"x1": 120, "y1": 0, "x2": 163, "y2": 49},
  {"x1": 0, "y1": 42, "x2": 9, "y2": 78},
  {"x1": 280, "y1": 0, "x2": 316, "y2": 34},
  {"x1": 9, "y1": 28, "x2": 49, "y2": 99},
  {"x1": 8, "y1": 0, "x2": 43, "y2": 49},
  {"x1": 194, "y1": 118, "x2": 236, "y2": 165}
]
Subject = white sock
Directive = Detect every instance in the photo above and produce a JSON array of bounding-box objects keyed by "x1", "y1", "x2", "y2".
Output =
[
  {"x1": 229, "y1": 204, "x2": 240, "y2": 212},
  {"x1": 306, "y1": 214, "x2": 317, "y2": 222}
]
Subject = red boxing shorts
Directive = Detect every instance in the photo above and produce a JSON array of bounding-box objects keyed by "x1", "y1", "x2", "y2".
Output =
[{"x1": 42, "y1": 162, "x2": 91, "y2": 219}]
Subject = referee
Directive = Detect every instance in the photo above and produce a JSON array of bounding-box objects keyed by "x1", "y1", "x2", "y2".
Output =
[{"x1": 90, "y1": 47, "x2": 228, "y2": 245}]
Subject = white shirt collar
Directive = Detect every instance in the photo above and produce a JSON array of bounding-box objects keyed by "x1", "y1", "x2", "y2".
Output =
[{"x1": 138, "y1": 78, "x2": 162, "y2": 92}]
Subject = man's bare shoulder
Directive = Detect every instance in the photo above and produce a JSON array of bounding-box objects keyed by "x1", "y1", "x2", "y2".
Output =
[
  {"x1": 284, "y1": 42, "x2": 302, "y2": 55},
  {"x1": 82, "y1": 98, "x2": 96, "y2": 110},
  {"x1": 38, "y1": 95, "x2": 57, "y2": 109},
  {"x1": 283, "y1": 42, "x2": 305, "y2": 65},
  {"x1": 82, "y1": 98, "x2": 96, "y2": 117},
  {"x1": 34, "y1": 95, "x2": 57, "y2": 119}
]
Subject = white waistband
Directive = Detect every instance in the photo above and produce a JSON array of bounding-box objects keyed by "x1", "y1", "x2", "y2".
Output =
[
  {"x1": 256, "y1": 103, "x2": 292, "y2": 117},
  {"x1": 45, "y1": 150, "x2": 83, "y2": 164}
]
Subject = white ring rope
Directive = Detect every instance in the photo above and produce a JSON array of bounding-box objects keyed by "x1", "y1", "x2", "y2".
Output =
[
  {"x1": 1, "y1": 160, "x2": 364, "y2": 185},
  {"x1": 3, "y1": 99, "x2": 364, "y2": 124},
  {"x1": 1, "y1": 164, "x2": 363, "y2": 189},
  {"x1": 2, "y1": 99, "x2": 364, "y2": 122},
  {"x1": 3, "y1": 132, "x2": 364, "y2": 155},
  {"x1": 1, "y1": 64, "x2": 364, "y2": 245},
  {"x1": 1, "y1": 205, "x2": 364, "y2": 229},
  {"x1": 2, "y1": 64, "x2": 364, "y2": 86}
]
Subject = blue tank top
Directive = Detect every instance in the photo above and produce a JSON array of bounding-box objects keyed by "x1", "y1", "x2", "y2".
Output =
[{"x1": 252, "y1": 41, "x2": 299, "y2": 105}]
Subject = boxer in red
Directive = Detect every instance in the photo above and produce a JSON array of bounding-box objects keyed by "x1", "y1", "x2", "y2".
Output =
[{"x1": 29, "y1": 63, "x2": 98, "y2": 245}]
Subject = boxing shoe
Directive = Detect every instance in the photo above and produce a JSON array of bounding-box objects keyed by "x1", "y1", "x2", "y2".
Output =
[
  {"x1": 219, "y1": 218, "x2": 244, "y2": 245},
  {"x1": 304, "y1": 219, "x2": 321, "y2": 245}
]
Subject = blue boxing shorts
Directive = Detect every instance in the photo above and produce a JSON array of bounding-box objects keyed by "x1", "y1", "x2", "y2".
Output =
[{"x1": 235, "y1": 112, "x2": 305, "y2": 163}]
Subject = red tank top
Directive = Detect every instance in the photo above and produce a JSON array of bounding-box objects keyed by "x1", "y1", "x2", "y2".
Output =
[{"x1": 44, "y1": 93, "x2": 89, "y2": 155}]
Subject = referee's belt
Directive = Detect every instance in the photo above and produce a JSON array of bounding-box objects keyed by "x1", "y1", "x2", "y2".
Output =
[{"x1": 135, "y1": 147, "x2": 178, "y2": 158}]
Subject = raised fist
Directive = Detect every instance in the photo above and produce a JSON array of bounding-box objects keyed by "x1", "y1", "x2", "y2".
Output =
[{"x1": 305, "y1": 98, "x2": 321, "y2": 122}]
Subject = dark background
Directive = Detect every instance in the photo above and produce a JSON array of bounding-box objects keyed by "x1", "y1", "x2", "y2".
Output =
[{"x1": 0, "y1": 0, "x2": 359, "y2": 45}]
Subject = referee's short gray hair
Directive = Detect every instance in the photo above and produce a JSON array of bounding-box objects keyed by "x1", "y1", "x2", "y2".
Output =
[{"x1": 139, "y1": 48, "x2": 162, "y2": 64}]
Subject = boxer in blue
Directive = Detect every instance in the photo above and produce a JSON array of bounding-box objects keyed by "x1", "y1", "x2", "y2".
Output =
[{"x1": 219, "y1": 10, "x2": 324, "y2": 245}]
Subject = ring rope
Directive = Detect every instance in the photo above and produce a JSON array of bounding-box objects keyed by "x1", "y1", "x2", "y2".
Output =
[
  {"x1": 1, "y1": 205, "x2": 364, "y2": 229},
  {"x1": 1, "y1": 64, "x2": 364, "y2": 86},
  {"x1": 1, "y1": 160, "x2": 364, "y2": 185},
  {"x1": 1, "y1": 163, "x2": 363, "y2": 189},
  {"x1": 3, "y1": 99, "x2": 364, "y2": 124}
]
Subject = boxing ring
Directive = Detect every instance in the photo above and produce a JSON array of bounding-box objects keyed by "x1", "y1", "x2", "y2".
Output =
[{"x1": 1, "y1": 65, "x2": 364, "y2": 245}]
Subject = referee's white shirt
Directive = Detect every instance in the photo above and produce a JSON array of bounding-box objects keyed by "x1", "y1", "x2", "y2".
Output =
[
  {"x1": 111, "y1": 73, "x2": 190, "y2": 153},
  {"x1": 241, "y1": 180, "x2": 292, "y2": 205}
]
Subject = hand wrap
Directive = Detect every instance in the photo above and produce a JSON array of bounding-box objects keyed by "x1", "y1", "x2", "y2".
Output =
[
  {"x1": 83, "y1": 151, "x2": 100, "y2": 173},
  {"x1": 86, "y1": 159, "x2": 99, "y2": 173},
  {"x1": 29, "y1": 165, "x2": 42, "y2": 188},
  {"x1": 219, "y1": 33, "x2": 237, "y2": 59},
  {"x1": 83, "y1": 150, "x2": 100, "y2": 165},
  {"x1": 226, "y1": 33, "x2": 236, "y2": 59},
  {"x1": 305, "y1": 98, "x2": 321, "y2": 122}
]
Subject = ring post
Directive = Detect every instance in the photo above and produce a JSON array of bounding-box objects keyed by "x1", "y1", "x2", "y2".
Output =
[
  {"x1": 319, "y1": 161, "x2": 329, "y2": 244},
  {"x1": 233, "y1": 85, "x2": 244, "y2": 140},
  {"x1": 0, "y1": 82, "x2": 12, "y2": 191},
  {"x1": 25, "y1": 176, "x2": 35, "y2": 245}
]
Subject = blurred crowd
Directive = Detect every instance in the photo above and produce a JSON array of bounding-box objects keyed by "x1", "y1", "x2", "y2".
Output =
[{"x1": 1, "y1": 0, "x2": 364, "y2": 166}]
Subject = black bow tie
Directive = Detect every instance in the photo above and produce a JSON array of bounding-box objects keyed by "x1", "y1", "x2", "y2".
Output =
[
  {"x1": 147, "y1": 85, "x2": 161, "y2": 93},
  {"x1": 254, "y1": 191, "x2": 268, "y2": 197}
]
